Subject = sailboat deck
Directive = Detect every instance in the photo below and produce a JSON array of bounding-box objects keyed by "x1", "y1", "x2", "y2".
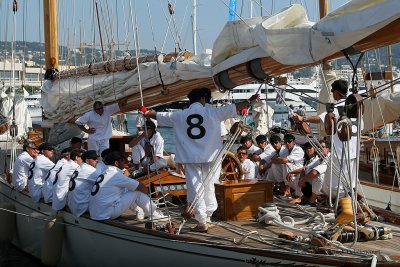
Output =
[{"x1": 112, "y1": 198, "x2": 400, "y2": 265}]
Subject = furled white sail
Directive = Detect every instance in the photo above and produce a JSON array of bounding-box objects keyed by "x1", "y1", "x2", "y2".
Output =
[
  {"x1": 212, "y1": 0, "x2": 400, "y2": 74},
  {"x1": 40, "y1": 51, "x2": 212, "y2": 123}
]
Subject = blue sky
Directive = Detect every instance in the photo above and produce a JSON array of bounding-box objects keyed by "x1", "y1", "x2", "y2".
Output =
[{"x1": 1, "y1": 0, "x2": 349, "y2": 53}]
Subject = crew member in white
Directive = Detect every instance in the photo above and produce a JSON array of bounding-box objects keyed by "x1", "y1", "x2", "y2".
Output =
[
  {"x1": 42, "y1": 147, "x2": 72, "y2": 203},
  {"x1": 293, "y1": 79, "x2": 361, "y2": 198},
  {"x1": 286, "y1": 142, "x2": 327, "y2": 204},
  {"x1": 68, "y1": 150, "x2": 101, "y2": 218},
  {"x1": 143, "y1": 87, "x2": 257, "y2": 232},
  {"x1": 52, "y1": 149, "x2": 83, "y2": 211},
  {"x1": 27, "y1": 143, "x2": 55, "y2": 202},
  {"x1": 129, "y1": 119, "x2": 167, "y2": 172},
  {"x1": 75, "y1": 99, "x2": 126, "y2": 155},
  {"x1": 12, "y1": 140, "x2": 38, "y2": 192},
  {"x1": 89, "y1": 151, "x2": 165, "y2": 220},
  {"x1": 236, "y1": 146, "x2": 256, "y2": 180}
]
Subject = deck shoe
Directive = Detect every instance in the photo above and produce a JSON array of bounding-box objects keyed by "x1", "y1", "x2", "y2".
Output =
[
  {"x1": 149, "y1": 211, "x2": 170, "y2": 222},
  {"x1": 191, "y1": 223, "x2": 208, "y2": 233}
]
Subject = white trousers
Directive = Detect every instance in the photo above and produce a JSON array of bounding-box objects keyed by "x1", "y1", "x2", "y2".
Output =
[
  {"x1": 88, "y1": 138, "x2": 109, "y2": 156},
  {"x1": 311, "y1": 174, "x2": 324, "y2": 195},
  {"x1": 322, "y1": 156, "x2": 356, "y2": 198},
  {"x1": 131, "y1": 145, "x2": 167, "y2": 171},
  {"x1": 185, "y1": 162, "x2": 219, "y2": 225},
  {"x1": 110, "y1": 190, "x2": 158, "y2": 220}
]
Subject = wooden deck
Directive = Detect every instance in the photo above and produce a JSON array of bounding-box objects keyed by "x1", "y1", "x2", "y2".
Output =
[{"x1": 111, "y1": 196, "x2": 400, "y2": 266}]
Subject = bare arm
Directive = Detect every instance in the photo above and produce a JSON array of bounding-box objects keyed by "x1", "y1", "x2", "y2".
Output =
[
  {"x1": 292, "y1": 114, "x2": 322, "y2": 124},
  {"x1": 76, "y1": 124, "x2": 95, "y2": 134},
  {"x1": 298, "y1": 169, "x2": 320, "y2": 188},
  {"x1": 135, "y1": 182, "x2": 148, "y2": 194},
  {"x1": 270, "y1": 157, "x2": 289, "y2": 164},
  {"x1": 118, "y1": 98, "x2": 128, "y2": 109},
  {"x1": 144, "y1": 110, "x2": 157, "y2": 120},
  {"x1": 128, "y1": 132, "x2": 146, "y2": 147}
]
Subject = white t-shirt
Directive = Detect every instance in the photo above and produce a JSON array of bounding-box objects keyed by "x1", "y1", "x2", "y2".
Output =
[
  {"x1": 247, "y1": 144, "x2": 259, "y2": 155},
  {"x1": 279, "y1": 145, "x2": 304, "y2": 166},
  {"x1": 157, "y1": 102, "x2": 237, "y2": 163},
  {"x1": 241, "y1": 159, "x2": 256, "y2": 180},
  {"x1": 305, "y1": 155, "x2": 327, "y2": 176},
  {"x1": 52, "y1": 160, "x2": 79, "y2": 211},
  {"x1": 75, "y1": 103, "x2": 119, "y2": 141},
  {"x1": 138, "y1": 132, "x2": 164, "y2": 159},
  {"x1": 67, "y1": 163, "x2": 100, "y2": 218},
  {"x1": 42, "y1": 158, "x2": 67, "y2": 203},
  {"x1": 319, "y1": 106, "x2": 363, "y2": 160},
  {"x1": 258, "y1": 144, "x2": 276, "y2": 162},
  {"x1": 89, "y1": 165, "x2": 139, "y2": 220},
  {"x1": 12, "y1": 151, "x2": 33, "y2": 192},
  {"x1": 27, "y1": 154, "x2": 55, "y2": 202}
]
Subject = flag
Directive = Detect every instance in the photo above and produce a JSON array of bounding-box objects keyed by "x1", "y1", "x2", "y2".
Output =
[
  {"x1": 228, "y1": 0, "x2": 236, "y2": 21},
  {"x1": 276, "y1": 86, "x2": 286, "y2": 106}
]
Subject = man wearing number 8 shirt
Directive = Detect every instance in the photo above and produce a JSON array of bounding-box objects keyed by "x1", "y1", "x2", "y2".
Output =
[{"x1": 143, "y1": 88, "x2": 258, "y2": 232}]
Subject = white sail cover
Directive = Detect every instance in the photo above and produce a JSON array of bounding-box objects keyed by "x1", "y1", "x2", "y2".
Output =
[
  {"x1": 0, "y1": 93, "x2": 32, "y2": 140},
  {"x1": 41, "y1": 52, "x2": 212, "y2": 122},
  {"x1": 212, "y1": 0, "x2": 400, "y2": 74},
  {"x1": 363, "y1": 91, "x2": 400, "y2": 132}
]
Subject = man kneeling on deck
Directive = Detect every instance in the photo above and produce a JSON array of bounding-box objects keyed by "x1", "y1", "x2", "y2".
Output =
[
  {"x1": 89, "y1": 151, "x2": 166, "y2": 221},
  {"x1": 129, "y1": 119, "x2": 167, "y2": 174}
]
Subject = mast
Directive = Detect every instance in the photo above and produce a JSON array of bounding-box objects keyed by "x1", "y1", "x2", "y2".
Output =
[
  {"x1": 192, "y1": 0, "x2": 197, "y2": 55},
  {"x1": 43, "y1": 0, "x2": 58, "y2": 71},
  {"x1": 319, "y1": 0, "x2": 328, "y2": 20}
]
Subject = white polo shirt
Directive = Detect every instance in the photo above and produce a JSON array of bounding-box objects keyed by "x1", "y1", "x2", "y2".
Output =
[
  {"x1": 75, "y1": 103, "x2": 119, "y2": 141},
  {"x1": 68, "y1": 163, "x2": 100, "y2": 218},
  {"x1": 12, "y1": 151, "x2": 33, "y2": 192},
  {"x1": 27, "y1": 154, "x2": 55, "y2": 202},
  {"x1": 157, "y1": 102, "x2": 237, "y2": 163},
  {"x1": 89, "y1": 165, "x2": 139, "y2": 220}
]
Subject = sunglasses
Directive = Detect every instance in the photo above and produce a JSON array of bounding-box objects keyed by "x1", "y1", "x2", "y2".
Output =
[
  {"x1": 238, "y1": 152, "x2": 248, "y2": 155},
  {"x1": 28, "y1": 146, "x2": 39, "y2": 150}
]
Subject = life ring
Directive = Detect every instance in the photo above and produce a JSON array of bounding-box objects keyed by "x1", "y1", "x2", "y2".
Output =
[
  {"x1": 324, "y1": 112, "x2": 337, "y2": 135},
  {"x1": 221, "y1": 151, "x2": 243, "y2": 181}
]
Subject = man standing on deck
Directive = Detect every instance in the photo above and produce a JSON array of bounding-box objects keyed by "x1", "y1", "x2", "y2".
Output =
[
  {"x1": 292, "y1": 79, "x2": 362, "y2": 198},
  {"x1": 75, "y1": 99, "x2": 127, "y2": 155},
  {"x1": 142, "y1": 88, "x2": 258, "y2": 232}
]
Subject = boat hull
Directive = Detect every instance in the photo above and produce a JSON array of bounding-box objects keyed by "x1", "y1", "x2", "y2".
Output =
[{"x1": 1, "y1": 179, "x2": 339, "y2": 267}]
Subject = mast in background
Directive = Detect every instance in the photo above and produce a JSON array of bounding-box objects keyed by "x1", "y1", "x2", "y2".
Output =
[
  {"x1": 319, "y1": 0, "x2": 328, "y2": 19},
  {"x1": 43, "y1": 0, "x2": 58, "y2": 79},
  {"x1": 192, "y1": 0, "x2": 197, "y2": 55}
]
